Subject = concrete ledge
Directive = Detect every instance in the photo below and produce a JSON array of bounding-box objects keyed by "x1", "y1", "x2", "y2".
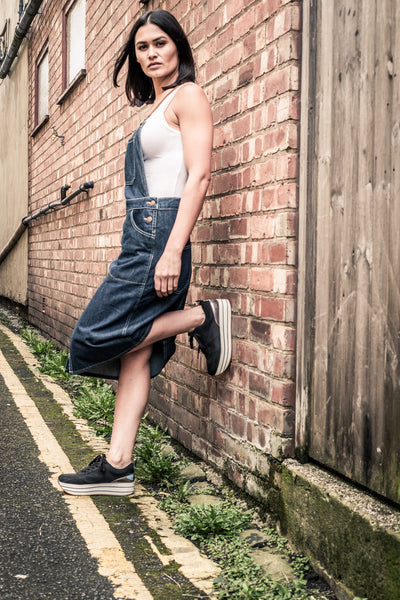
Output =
[{"x1": 279, "y1": 460, "x2": 400, "y2": 600}]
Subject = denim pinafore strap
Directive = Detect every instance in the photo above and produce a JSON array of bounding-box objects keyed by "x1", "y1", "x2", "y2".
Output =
[
  {"x1": 66, "y1": 122, "x2": 192, "y2": 380},
  {"x1": 125, "y1": 122, "x2": 150, "y2": 200}
]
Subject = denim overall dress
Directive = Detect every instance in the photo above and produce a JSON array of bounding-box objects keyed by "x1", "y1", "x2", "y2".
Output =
[{"x1": 66, "y1": 122, "x2": 192, "y2": 379}]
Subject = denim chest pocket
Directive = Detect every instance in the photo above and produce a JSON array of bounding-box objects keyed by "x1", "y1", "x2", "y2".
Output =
[
  {"x1": 129, "y1": 206, "x2": 157, "y2": 238},
  {"x1": 125, "y1": 139, "x2": 136, "y2": 185}
]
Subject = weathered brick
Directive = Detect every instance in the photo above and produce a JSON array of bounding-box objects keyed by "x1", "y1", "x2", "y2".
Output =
[
  {"x1": 271, "y1": 380, "x2": 295, "y2": 407},
  {"x1": 250, "y1": 214, "x2": 275, "y2": 239},
  {"x1": 230, "y1": 413, "x2": 246, "y2": 438},
  {"x1": 250, "y1": 319, "x2": 272, "y2": 345},
  {"x1": 230, "y1": 217, "x2": 249, "y2": 238},
  {"x1": 254, "y1": 296, "x2": 286, "y2": 321},
  {"x1": 250, "y1": 267, "x2": 274, "y2": 292},
  {"x1": 271, "y1": 324, "x2": 296, "y2": 351},
  {"x1": 237, "y1": 340, "x2": 259, "y2": 368}
]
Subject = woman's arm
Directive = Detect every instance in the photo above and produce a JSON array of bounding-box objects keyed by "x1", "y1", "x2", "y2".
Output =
[{"x1": 154, "y1": 84, "x2": 213, "y2": 298}]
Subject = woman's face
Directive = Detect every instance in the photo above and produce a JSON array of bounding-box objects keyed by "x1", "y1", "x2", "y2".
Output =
[{"x1": 135, "y1": 22, "x2": 179, "y2": 84}]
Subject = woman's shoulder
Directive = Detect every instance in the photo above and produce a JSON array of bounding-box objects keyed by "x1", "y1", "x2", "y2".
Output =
[{"x1": 173, "y1": 82, "x2": 210, "y2": 110}]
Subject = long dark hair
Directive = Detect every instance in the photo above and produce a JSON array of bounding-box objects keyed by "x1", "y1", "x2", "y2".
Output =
[{"x1": 113, "y1": 10, "x2": 195, "y2": 106}]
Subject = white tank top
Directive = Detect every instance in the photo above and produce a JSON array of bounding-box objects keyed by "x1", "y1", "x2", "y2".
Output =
[{"x1": 141, "y1": 85, "x2": 190, "y2": 198}]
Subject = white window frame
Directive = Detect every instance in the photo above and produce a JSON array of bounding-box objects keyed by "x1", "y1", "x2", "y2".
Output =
[
  {"x1": 37, "y1": 51, "x2": 49, "y2": 122},
  {"x1": 65, "y1": 0, "x2": 86, "y2": 86}
]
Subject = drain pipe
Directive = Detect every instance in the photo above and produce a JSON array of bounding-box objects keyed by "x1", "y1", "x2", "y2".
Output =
[
  {"x1": 0, "y1": 181, "x2": 94, "y2": 266},
  {"x1": 0, "y1": 0, "x2": 43, "y2": 79}
]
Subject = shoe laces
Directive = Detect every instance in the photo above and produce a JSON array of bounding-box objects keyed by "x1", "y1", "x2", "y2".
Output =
[
  {"x1": 189, "y1": 330, "x2": 207, "y2": 357},
  {"x1": 82, "y1": 454, "x2": 107, "y2": 474}
]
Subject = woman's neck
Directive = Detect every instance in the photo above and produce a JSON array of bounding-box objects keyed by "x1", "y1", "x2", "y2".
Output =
[{"x1": 152, "y1": 70, "x2": 179, "y2": 100}]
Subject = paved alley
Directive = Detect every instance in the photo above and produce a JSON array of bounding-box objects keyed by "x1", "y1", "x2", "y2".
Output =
[{"x1": 0, "y1": 320, "x2": 218, "y2": 600}]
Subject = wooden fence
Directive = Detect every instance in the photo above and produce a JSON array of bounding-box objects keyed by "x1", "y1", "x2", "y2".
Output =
[{"x1": 297, "y1": 0, "x2": 400, "y2": 504}]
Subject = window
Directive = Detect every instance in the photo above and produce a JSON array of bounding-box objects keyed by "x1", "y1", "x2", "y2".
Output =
[
  {"x1": 37, "y1": 51, "x2": 49, "y2": 123},
  {"x1": 32, "y1": 45, "x2": 49, "y2": 135},
  {"x1": 66, "y1": 0, "x2": 86, "y2": 85},
  {"x1": 57, "y1": 0, "x2": 86, "y2": 104}
]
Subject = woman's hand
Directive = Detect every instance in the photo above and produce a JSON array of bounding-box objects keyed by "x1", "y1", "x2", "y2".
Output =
[{"x1": 154, "y1": 251, "x2": 182, "y2": 298}]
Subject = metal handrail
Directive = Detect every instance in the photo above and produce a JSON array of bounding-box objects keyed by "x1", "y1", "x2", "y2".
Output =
[
  {"x1": 22, "y1": 181, "x2": 94, "y2": 225},
  {"x1": 0, "y1": 181, "x2": 94, "y2": 266}
]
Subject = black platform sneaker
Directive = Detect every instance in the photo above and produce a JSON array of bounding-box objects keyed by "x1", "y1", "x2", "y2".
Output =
[
  {"x1": 58, "y1": 454, "x2": 135, "y2": 496},
  {"x1": 189, "y1": 299, "x2": 232, "y2": 376}
]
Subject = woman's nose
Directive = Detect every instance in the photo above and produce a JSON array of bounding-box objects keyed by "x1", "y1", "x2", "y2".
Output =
[{"x1": 148, "y1": 45, "x2": 157, "y2": 58}]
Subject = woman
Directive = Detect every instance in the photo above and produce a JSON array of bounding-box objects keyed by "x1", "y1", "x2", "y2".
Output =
[{"x1": 58, "y1": 10, "x2": 231, "y2": 496}]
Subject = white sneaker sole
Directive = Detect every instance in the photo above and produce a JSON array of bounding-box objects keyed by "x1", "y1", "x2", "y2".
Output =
[
  {"x1": 59, "y1": 481, "x2": 135, "y2": 496},
  {"x1": 214, "y1": 299, "x2": 232, "y2": 375}
]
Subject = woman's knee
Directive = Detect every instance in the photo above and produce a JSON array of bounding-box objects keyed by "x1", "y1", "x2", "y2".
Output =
[{"x1": 121, "y1": 344, "x2": 153, "y2": 368}]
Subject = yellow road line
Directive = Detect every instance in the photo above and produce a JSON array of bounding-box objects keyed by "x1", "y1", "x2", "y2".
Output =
[{"x1": 0, "y1": 348, "x2": 153, "y2": 600}]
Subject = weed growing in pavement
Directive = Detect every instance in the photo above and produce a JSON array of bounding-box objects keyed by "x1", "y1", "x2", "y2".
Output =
[
  {"x1": 21, "y1": 327, "x2": 115, "y2": 437},
  {"x1": 290, "y1": 554, "x2": 310, "y2": 579},
  {"x1": 163, "y1": 479, "x2": 194, "y2": 503},
  {"x1": 202, "y1": 536, "x2": 311, "y2": 600},
  {"x1": 134, "y1": 420, "x2": 183, "y2": 484},
  {"x1": 173, "y1": 502, "x2": 253, "y2": 541},
  {"x1": 21, "y1": 328, "x2": 70, "y2": 380},
  {"x1": 73, "y1": 378, "x2": 116, "y2": 437},
  {"x1": 263, "y1": 527, "x2": 289, "y2": 552}
]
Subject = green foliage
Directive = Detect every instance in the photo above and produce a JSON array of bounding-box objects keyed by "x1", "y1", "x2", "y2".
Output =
[
  {"x1": 21, "y1": 328, "x2": 70, "y2": 379},
  {"x1": 173, "y1": 479, "x2": 193, "y2": 502},
  {"x1": 290, "y1": 555, "x2": 310, "y2": 580},
  {"x1": 134, "y1": 421, "x2": 182, "y2": 484},
  {"x1": 21, "y1": 328, "x2": 44, "y2": 347},
  {"x1": 263, "y1": 527, "x2": 289, "y2": 552},
  {"x1": 174, "y1": 502, "x2": 253, "y2": 541},
  {"x1": 157, "y1": 481, "x2": 195, "y2": 517},
  {"x1": 136, "y1": 419, "x2": 170, "y2": 446},
  {"x1": 72, "y1": 379, "x2": 115, "y2": 437},
  {"x1": 21, "y1": 326, "x2": 115, "y2": 436},
  {"x1": 203, "y1": 537, "x2": 310, "y2": 600},
  {"x1": 165, "y1": 479, "x2": 193, "y2": 503},
  {"x1": 39, "y1": 348, "x2": 70, "y2": 379}
]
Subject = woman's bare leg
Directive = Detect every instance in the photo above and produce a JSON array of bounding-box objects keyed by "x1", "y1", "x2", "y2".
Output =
[
  {"x1": 107, "y1": 345, "x2": 153, "y2": 468},
  {"x1": 107, "y1": 305, "x2": 205, "y2": 469},
  {"x1": 133, "y1": 304, "x2": 205, "y2": 352}
]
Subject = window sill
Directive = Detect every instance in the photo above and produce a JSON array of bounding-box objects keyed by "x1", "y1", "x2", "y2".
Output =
[
  {"x1": 31, "y1": 114, "x2": 50, "y2": 138},
  {"x1": 56, "y1": 68, "x2": 86, "y2": 105}
]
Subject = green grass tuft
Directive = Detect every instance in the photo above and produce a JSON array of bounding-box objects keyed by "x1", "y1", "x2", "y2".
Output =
[
  {"x1": 174, "y1": 502, "x2": 253, "y2": 541},
  {"x1": 134, "y1": 421, "x2": 183, "y2": 484}
]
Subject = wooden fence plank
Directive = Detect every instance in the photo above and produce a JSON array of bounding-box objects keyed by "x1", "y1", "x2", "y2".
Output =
[{"x1": 310, "y1": 0, "x2": 335, "y2": 460}]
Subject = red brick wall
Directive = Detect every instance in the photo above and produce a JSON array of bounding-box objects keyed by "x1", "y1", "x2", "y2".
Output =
[{"x1": 28, "y1": 0, "x2": 300, "y2": 499}]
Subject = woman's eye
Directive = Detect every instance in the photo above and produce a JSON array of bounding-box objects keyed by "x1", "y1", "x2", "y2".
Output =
[{"x1": 156, "y1": 41, "x2": 166, "y2": 47}]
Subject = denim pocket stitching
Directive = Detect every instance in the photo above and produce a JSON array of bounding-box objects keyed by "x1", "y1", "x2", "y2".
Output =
[
  {"x1": 129, "y1": 209, "x2": 156, "y2": 239},
  {"x1": 107, "y1": 270, "x2": 146, "y2": 285}
]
